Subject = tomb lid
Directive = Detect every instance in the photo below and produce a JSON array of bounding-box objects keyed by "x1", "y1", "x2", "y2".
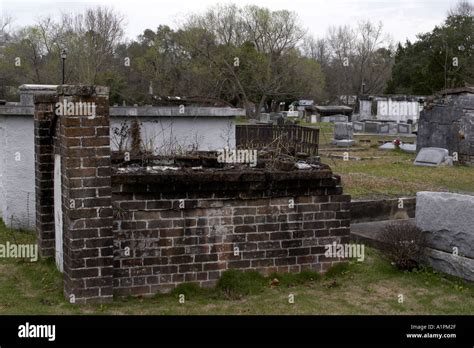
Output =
[{"x1": 414, "y1": 147, "x2": 449, "y2": 167}]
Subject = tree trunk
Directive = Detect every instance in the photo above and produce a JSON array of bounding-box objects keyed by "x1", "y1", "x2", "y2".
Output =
[{"x1": 255, "y1": 95, "x2": 267, "y2": 118}]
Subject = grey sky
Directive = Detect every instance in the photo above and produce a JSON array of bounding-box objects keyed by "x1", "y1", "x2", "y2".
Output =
[{"x1": 1, "y1": 0, "x2": 463, "y2": 44}]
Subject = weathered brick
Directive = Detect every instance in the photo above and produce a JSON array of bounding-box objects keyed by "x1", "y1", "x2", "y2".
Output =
[
  {"x1": 194, "y1": 254, "x2": 218, "y2": 263},
  {"x1": 257, "y1": 223, "x2": 280, "y2": 232},
  {"x1": 233, "y1": 207, "x2": 256, "y2": 215},
  {"x1": 170, "y1": 255, "x2": 193, "y2": 264},
  {"x1": 242, "y1": 251, "x2": 265, "y2": 259},
  {"x1": 292, "y1": 230, "x2": 314, "y2": 239},
  {"x1": 226, "y1": 260, "x2": 250, "y2": 269},
  {"x1": 330, "y1": 228, "x2": 350, "y2": 236},
  {"x1": 270, "y1": 232, "x2": 292, "y2": 240},
  {"x1": 247, "y1": 233, "x2": 269, "y2": 242},
  {"x1": 288, "y1": 247, "x2": 311, "y2": 256},
  {"x1": 275, "y1": 257, "x2": 297, "y2": 266},
  {"x1": 251, "y1": 259, "x2": 274, "y2": 267},
  {"x1": 235, "y1": 225, "x2": 256, "y2": 233},
  {"x1": 179, "y1": 264, "x2": 203, "y2": 273},
  {"x1": 258, "y1": 241, "x2": 281, "y2": 250},
  {"x1": 266, "y1": 249, "x2": 288, "y2": 258}
]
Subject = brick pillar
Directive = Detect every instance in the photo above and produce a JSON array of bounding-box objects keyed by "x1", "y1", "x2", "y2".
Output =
[
  {"x1": 59, "y1": 85, "x2": 114, "y2": 304},
  {"x1": 34, "y1": 94, "x2": 58, "y2": 258}
]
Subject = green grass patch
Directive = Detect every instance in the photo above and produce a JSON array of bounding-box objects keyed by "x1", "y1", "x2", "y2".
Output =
[
  {"x1": 217, "y1": 269, "x2": 267, "y2": 299},
  {"x1": 324, "y1": 262, "x2": 351, "y2": 278},
  {"x1": 320, "y1": 147, "x2": 474, "y2": 199},
  {"x1": 1, "y1": 223, "x2": 473, "y2": 314},
  {"x1": 171, "y1": 282, "x2": 211, "y2": 300}
]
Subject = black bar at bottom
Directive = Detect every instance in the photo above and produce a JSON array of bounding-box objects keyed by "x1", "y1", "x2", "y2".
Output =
[{"x1": 0, "y1": 315, "x2": 471, "y2": 346}]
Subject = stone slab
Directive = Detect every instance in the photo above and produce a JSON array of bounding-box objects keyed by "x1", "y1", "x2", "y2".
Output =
[
  {"x1": 423, "y1": 248, "x2": 474, "y2": 281},
  {"x1": 416, "y1": 191, "x2": 474, "y2": 259},
  {"x1": 414, "y1": 147, "x2": 449, "y2": 166},
  {"x1": 400, "y1": 144, "x2": 416, "y2": 153},
  {"x1": 334, "y1": 122, "x2": 353, "y2": 140},
  {"x1": 379, "y1": 142, "x2": 395, "y2": 150},
  {"x1": 331, "y1": 139, "x2": 355, "y2": 147}
]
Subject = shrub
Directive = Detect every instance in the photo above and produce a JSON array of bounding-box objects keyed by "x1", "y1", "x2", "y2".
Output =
[
  {"x1": 324, "y1": 262, "x2": 351, "y2": 278},
  {"x1": 379, "y1": 222, "x2": 425, "y2": 270},
  {"x1": 171, "y1": 282, "x2": 204, "y2": 300},
  {"x1": 217, "y1": 269, "x2": 266, "y2": 299}
]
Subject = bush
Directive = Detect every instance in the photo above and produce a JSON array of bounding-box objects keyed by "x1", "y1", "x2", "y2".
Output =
[
  {"x1": 379, "y1": 222, "x2": 425, "y2": 270},
  {"x1": 171, "y1": 282, "x2": 204, "y2": 300},
  {"x1": 324, "y1": 262, "x2": 351, "y2": 278},
  {"x1": 217, "y1": 269, "x2": 266, "y2": 299}
]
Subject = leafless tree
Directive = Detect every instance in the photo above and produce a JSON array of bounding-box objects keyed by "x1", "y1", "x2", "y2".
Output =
[
  {"x1": 326, "y1": 25, "x2": 356, "y2": 102},
  {"x1": 56, "y1": 6, "x2": 125, "y2": 83},
  {"x1": 354, "y1": 20, "x2": 393, "y2": 94},
  {"x1": 181, "y1": 4, "x2": 320, "y2": 117},
  {"x1": 315, "y1": 21, "x2": 393, "y2": 103},
  {"x1": 302, "y1": 36, "x2": 330, "y2": 68},
  {"x1": 0, "y1": 13, "x2": 13, "y2": 36},
  {"x1": 448, "y1": 0, "x2": 474, "y2": 16}
]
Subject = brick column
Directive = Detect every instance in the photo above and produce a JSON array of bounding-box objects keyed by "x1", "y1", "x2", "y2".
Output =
[
  {"x1": 57, "y1": 85, "x2": 114, "y2": 304},
  {"x1": 34, "y1": 94, "x2": 58, "y2": 258}
]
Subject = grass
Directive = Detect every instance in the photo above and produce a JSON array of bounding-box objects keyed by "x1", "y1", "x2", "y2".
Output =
[
  {"x1": 0, "y1": 221, "x2": 473, "y2": 315},
  {"x1": 306, "y1": 122, "x2": 474, "y2": 199},
  {"x1": 325, "y1": 148, "x2": 474, "y2": 199}
]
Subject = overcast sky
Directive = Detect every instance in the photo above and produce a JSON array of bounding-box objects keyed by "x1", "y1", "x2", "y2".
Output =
[{"x1": 1, "y1": 0, "x2": 463, "y2": 44}]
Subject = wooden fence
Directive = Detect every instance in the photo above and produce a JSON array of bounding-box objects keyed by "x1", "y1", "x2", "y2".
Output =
[{"x1": 236, "y1": 124, "x2": 319, "y2": 155}]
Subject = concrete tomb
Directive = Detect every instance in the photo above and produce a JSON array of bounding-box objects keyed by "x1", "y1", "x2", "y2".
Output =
[
  {"x1": 398, "y1": 123, "x2": 412, "y2": 134},
  {"x1": 377, "y1": 123, "x2": 390, "y2": 134},
  {"x1": 364, "y1": 121, "x2": 379, "y2": 134},
  {"x1": 417, "y1": 87, "x2": 474, "y2": 165},
  {"x1": 321, "y1": 115, "x2": 349, "y2": 123},
  {"x1": 353, "y1": 121, "x2": 365, "y2": 133},
  {"x1": 389, "y1": 123, "x2": 398, "y2": 135}
]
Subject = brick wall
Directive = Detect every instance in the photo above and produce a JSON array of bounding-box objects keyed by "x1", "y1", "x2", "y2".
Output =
[
  {"x1": 34, "y1": 94, "x2": 57, "y2": 257},
  {"x1": 34, "y1": 85, "x2": 351, "y2": 302},
  {"x1": 58, "y1": 86, "x2": 114, "y2": 304},
  {"x1": 111, "y1": 170, "x2": 350, "y2": 296},
  {"x1": 35, "y1": 85, "x2": 114, "y2": 304}
]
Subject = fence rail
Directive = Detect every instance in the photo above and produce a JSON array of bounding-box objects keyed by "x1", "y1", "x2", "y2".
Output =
[{"x1": 236, "y1": 124, "x2": 319, "y2": 155}]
